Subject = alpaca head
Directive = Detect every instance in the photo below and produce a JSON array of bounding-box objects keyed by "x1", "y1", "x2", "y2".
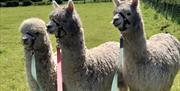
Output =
[
  {"x1": 112, "y1": 0, "x2": 141, "y2": 33},
  {"x1": 20, "y1": 18, "x2": 48, "y2": 50},
  {"x1": 47, "y1": 0, "x2": 82, "y2": 38}
]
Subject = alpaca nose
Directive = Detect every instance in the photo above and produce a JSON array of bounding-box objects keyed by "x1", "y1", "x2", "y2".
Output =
[
  {"x1": 113, "y1": 19, "x2": 120, "y2": 26},
  {"x1": 113, "y1": 14, "x2": 121, "y2": 26},
  {"x1": 22, "y1": 34, "x2": 28, "y2": 44},
  {"x1": 113, "y1": 18, "x2": 118, "y2": 23},
  {"x1": 22, "y1": 34, "x2": 32, "y2": 45},
  {"x1": 46, "y1": 24, "x2": 52, "y2": 29},
  {"x1": 113, "y1": 14, "x2": 119, "y2": 20},
  {"x1": 22, "y1": 38, "x2": 29, "y2": 45}
]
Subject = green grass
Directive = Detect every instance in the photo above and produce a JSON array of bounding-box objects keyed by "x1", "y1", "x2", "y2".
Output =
[{"x1": 0, "y1": 2, "x2": 180, "y2": 91}]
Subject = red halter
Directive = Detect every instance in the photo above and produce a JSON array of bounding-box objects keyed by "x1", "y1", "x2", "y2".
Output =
[{"x1": 57, "y1": 46, "x2": 63, "y2": 91}]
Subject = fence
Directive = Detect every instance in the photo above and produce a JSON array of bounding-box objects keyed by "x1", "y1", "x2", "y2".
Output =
[
  {"x1": 142, "y1": 0, "x2": 180, "y2": 24},
  {"x1": 0, "y1": 0, "x2": 111, "y2": 7}
]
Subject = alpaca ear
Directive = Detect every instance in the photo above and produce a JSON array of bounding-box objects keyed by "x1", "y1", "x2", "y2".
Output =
[
  {"x1": 67, "y1": 0, "x2": 74, "y2": 12},
  {"x1": 131, "y1": 0, "x2": 138, "y2": 7},
  {"x1": 52, "y1": 0, "x2": 59, "y2": 9},
  {"x1": 113, "y1": 0, "x2": 121, "y2": 7}
]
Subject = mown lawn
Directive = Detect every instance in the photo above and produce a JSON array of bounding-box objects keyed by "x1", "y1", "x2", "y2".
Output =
[{"x1": 0, "y1": 2, "x2": 179, "y2": 91}]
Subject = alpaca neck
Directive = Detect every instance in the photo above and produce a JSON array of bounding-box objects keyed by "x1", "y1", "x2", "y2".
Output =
[
  {"x1": 25, "y1": 39, "x2": 55, "y2": 89},
  {"x1": 123, "y1": 18, "x2": 147, "y2": 63},
  {"x1": 60, "y1": 27, "x2": 86, "y2": 72}
]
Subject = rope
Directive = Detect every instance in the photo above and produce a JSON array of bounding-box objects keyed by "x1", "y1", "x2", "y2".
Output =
[
  {"x1": 31, "y1": 54, "x2": 37, "y2": 81},
  {"x1": 31, "y1": 53, "x2": 43, "y2": 91},
  {"x1": 53, "y1": 14, "x2": 64, "y2": 91},
  {"x1": 111, "y1": 36, "x2": 124, "y2": 91},
  {"x1": 57, "y1": 40, "x2": 63, "y2": 91}
]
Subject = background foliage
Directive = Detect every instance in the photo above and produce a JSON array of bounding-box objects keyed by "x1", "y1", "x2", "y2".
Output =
[{"x1": 142, "y1": 0, "x2": 180, "y2": 24}]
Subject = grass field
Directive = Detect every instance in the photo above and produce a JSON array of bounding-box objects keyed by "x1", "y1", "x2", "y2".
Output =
[{"x1": 0, "y1": 2, "x2": 180, "y2": 91}]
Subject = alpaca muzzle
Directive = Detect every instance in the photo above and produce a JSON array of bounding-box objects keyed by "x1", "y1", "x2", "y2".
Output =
[
  {"x1": 113, "y1": 14, "x2": 123, "y2": 26},
  {"x1": 51, "y1": 19, "x2": 67, "y2": 39},
  {"x1": 22, "y1": 33, "x2": 35, "y2": 46},
  {"x1": 46, "y1": 21, "x2": 57, "y2": 34},
  {"x1": 113, "y1": 13, "x2": 130, "y2": 32}
]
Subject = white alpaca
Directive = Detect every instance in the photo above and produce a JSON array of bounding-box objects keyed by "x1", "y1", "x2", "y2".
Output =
[
  {"x1": 46, "y1": 1, "x2": 128, "y2": 91},
  {"x1": 20, "y1": 18, "x2": 57, "y2": 91},
  {"x1": 112, "y1": 0, "x2": 180, "y2": 91}
]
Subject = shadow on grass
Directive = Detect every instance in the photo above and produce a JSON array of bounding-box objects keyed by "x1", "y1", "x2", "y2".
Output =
[{"x1": 142, "y1": 0, "x2": 180, "y2": 24}]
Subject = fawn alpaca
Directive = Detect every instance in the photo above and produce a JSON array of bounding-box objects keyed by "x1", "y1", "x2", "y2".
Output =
[
  {"x1": 20, "y1": 18, "x2": 57, "y2": 91},
  {"x1": 112, "y1": 0, "x2": 180, "y2": 91},
  {"x1": 46, "y1": 0, "x2": 127, "y2": 91}
]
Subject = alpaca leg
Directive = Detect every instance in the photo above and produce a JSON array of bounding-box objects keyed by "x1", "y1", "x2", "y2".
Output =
[
  {"x1": 118, "y1": 78, "x2": 128, "y2": 91},
  {"x1": 118, "y1": 71, "x2": 128, "y2": 91},
  {"x1": 28, "y1": 78, "x2": 40, "y2": 91},
  {"x1": 130, "y1": 89, "x2": 138, "y2": 91},
  {"x1": 129, "y1": 88, "x2": 139, "y2": 91},
  {"x1": 63, "y1": 83, "x2": 67, "y2": 91},
  {"x1": 119, "y1": 85, "x2": 128, "y2": 91},
  {"x1": 161, "y1": 90, "x2": 170, "y2": 91},
  {"x1": 160, "y1": 88, "x2": 171, "y2": 91},
  {"x1": 160, "y1": 80, "x2": 174, "y2": 91}
]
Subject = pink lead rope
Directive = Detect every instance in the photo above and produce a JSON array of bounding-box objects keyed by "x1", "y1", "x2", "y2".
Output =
[{"x1": 57, "y1": 47, "x2": 63, "y2": 91}]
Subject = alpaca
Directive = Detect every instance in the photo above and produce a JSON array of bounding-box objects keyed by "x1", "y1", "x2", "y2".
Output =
[
  {"x1": 112, "y1": 0, "x2": 180, "y2": 91},
  {"x1": 20, "y1": 18, "x2": 57, "y2": 91},
  {"x1": 46, "y1": 1, "x2": 127, "y2": 91}
]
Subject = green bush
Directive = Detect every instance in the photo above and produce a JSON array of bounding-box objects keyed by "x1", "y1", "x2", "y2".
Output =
[
  {"x1": 0, "y1": 0, "x2": 43, "y2": 2},
  {"x1": 0, "y1": 2, "x2": 6, "y2": 7},
  {"x1": 31, "y1": 0, "x2": 42, "y2": 2},
  {"x1": 33, "y1": 1, "x2": 44, "y2": 5},
  {"x1": 0, "y1": 0, "x2": 6, "y2": 2},
  {"x1": 49, "y1": 0, "x2": 62, "y2": 4},
  {"x1": 5, "y1": 1, "x2": 19, "y2": 7},
  {"x1": 21, "y1": 0, "x2": 32, "y2": 6},
  {"x1": 0, "y1": 0, "x2": 17, "y2": 2}
]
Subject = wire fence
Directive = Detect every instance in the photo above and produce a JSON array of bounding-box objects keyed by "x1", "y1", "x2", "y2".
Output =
[{"x1": 142, "y1": 0, "x2": 180, "y2": 24}]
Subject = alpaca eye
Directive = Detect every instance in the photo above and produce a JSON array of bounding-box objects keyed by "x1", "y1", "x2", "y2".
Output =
[
  {"x1": 127, "y1": 12, "x2": 131, "y2": 16},
  {"x1": 35, "y1": 32, "x2": 39, "y2": 35},
  {"x1": 62, "y1": 20, "x2": 67, "y2": 23}
]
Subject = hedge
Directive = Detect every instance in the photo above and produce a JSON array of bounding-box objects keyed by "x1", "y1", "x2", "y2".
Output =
[
  {"x1": 21, "y1": 0, "x2": 32, "y2": 6},
  {"x1": 0, "y1": 0, "x2": 42, "y2": 2},
  {"x1": 0, "y1": 0, "x2": 62, "y2": 7},
  {"x1": 49, "y1": 0, "x2": 62, "y2": 4},
  {"x1": 5, "y1": 1, "x2": 19, "y2": 7}
]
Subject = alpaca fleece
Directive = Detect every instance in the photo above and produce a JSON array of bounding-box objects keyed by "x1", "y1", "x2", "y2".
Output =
[
  {"x1": 20, "y1": 18, "x2": 57, "y2": 91},
  {"x1": 46, "y1": 1, "x2": 127, "y2": 91},
  {"x1": 112, "y1": 0, "x2": 180, "y2": 91}
]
